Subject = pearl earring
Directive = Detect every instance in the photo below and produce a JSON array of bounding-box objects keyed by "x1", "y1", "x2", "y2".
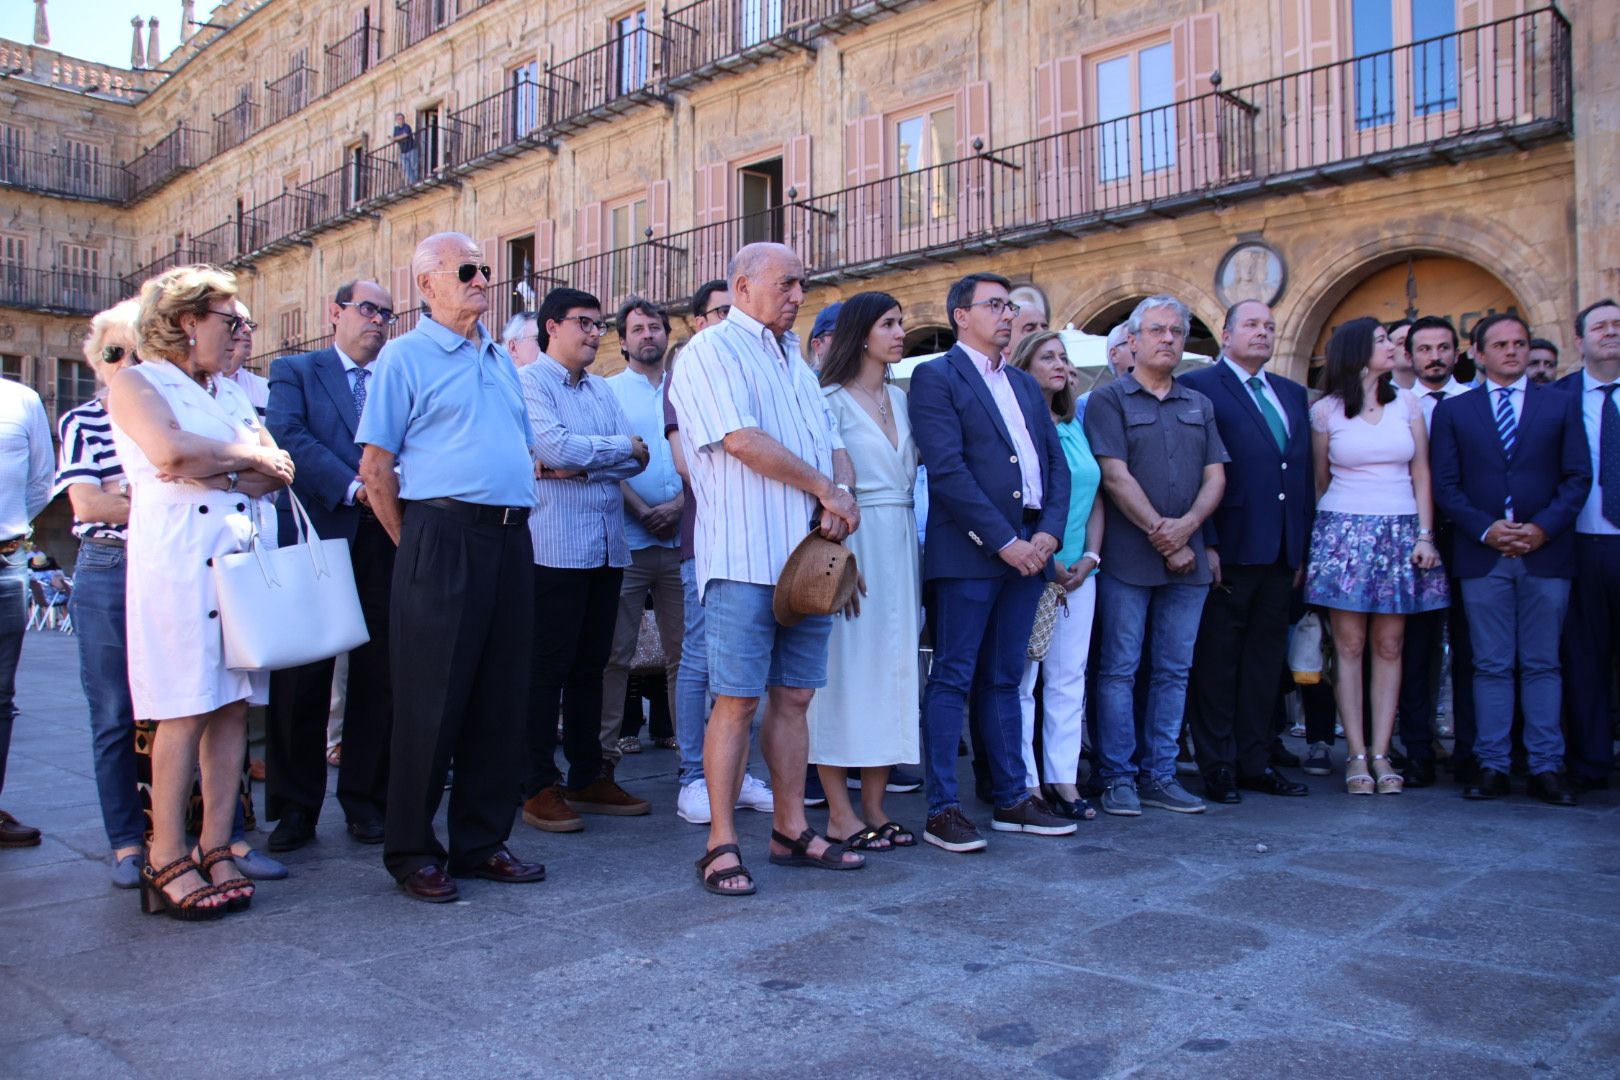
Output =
[{"x1": 189, "y1": 338, "x2": 196, "y2": 346}]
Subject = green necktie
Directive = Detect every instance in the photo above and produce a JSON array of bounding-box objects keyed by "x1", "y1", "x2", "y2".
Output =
[{"x1": 1247, "y1": 376, "x2": 1288, "y2": 452}]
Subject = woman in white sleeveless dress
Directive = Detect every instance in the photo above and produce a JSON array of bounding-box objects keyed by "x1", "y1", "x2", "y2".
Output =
[
  {"x1": 107, "y1": 266, "x2": 295, "y2": 920},
  {"x1": 807, "y1": 292, "x2": 922, "y2": 852}
]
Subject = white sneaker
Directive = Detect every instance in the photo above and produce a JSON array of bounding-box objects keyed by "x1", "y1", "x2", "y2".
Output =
[
  {"x1": 676, "y1": 779, "x2": 711, "y2": 825},
  {"x1": 736, "y1": 773, "x2": 775, "y2": 813}
]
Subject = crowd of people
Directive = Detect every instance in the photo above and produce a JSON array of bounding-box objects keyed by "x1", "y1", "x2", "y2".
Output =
[{"x1": 0, "y1": 230, "x2": 1615, "y2": 916}]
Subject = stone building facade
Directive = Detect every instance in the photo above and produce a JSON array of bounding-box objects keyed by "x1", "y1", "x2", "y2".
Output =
[{"x1": 1, "y1": 0, "x2": 1614, "y2": 558}]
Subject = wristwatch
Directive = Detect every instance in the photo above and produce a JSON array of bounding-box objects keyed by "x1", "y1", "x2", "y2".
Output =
[
  {"x1": 1082, "y1": 550, "x2": 1102, "y2": 568},
  {"x1": 226, "y1": 471, "x2": 240, "y2": 493},
  {"x1": 835, "y1": 483, "x2": 853, "y2": 496}
]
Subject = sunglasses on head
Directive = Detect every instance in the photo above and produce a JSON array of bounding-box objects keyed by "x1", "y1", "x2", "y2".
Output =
[
  {"x1": 427, "y1": 263, "x2": 492, "y2": 284},
  {"x1": 100, "y1": 345, "x2": 129, "y2": 363}
]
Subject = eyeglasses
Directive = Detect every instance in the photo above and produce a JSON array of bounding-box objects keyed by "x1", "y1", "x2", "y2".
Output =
[
  {"x1": 237, "y1": 320, "x2": 258, "y2": 335},
  {"x1": 699, "y1": 304, "x2": 731, "y2": 320},
  {"x1": 425, "y1": 263, "x2": 492, "y2": 284},
  {"x1": 966, "y1": 298, "x2": 1021, "y2": 317},
  {"x1": 338, "y1": 300, "x2": 399, "y2": 325},
  {"x1": 204, "y1": 308, "x2": 247, "y2": 335},
  {"x1": 100, "y1": 345, "x2": 129, "y2": 363},
  {"x1": 568, "y1": 315, "x2": 609, "y2": 335}
]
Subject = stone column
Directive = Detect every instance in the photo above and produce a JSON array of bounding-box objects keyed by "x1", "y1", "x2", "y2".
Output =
[
  {"x1": 1570, "y1": 0, "x2": 1620, "y2": 313},
  {"x1": 130, "y1": 17, "x2": 145, "y2": 69},
  {"x1": 146, "y1": 17, "x2": 160, "y2": 67},
  {"x1": 33, "y1": 0, "x2": 49, "y2": 46},
  {"x1": 181, "y1": 0, "x2": 195, "y2": 43}
]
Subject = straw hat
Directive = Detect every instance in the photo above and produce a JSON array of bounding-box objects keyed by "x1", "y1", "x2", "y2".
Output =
[{"x1": 773, "y1": 531, "x2": 859, "y2": 626}]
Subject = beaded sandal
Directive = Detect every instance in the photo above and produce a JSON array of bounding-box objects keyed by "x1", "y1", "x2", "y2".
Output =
[
  {"x1": 1345, "y1": 753, "x2": 1374, "y2": 796},
  {"x1": 192, "y1": 845, "x2": 255, "y2": 911},
  {"x1": 139, "y1": 855, "x2": 228, "y2": 921}
]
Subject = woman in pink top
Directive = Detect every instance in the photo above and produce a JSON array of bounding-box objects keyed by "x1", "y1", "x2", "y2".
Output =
[{"x1": 1304, "y1": 317, "x2": 1446, "y2": 795}]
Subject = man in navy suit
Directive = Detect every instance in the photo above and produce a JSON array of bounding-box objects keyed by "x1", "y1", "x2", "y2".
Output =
[
  {"x1": 1182, "y1": 301, "x2": 1311, "y2": 803},
  {"x1": 910, "y1": 272, "x2": 1073, "y2": 853},
  {"x1": 262, "y1": 281, "x2": 399, "y2": 848},
  {"x1": 1557, "y1": 298, "x2": 1620, "y2": 791},
  {"x1": 1430, "y1": 313, "x2": 1591, "y2": 806}
]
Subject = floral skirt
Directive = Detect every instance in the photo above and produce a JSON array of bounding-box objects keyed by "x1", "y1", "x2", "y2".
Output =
[{"x1": 1304, "y1": 510, "x2": 1449, "y2": 615}]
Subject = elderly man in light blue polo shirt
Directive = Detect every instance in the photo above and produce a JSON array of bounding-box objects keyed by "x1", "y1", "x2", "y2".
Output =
[{"x1": 357, "y1": 231, "x2": 546, "y2": 904}]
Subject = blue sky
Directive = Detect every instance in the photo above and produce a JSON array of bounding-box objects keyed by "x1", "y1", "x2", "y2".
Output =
[{"x1": 1, "y1": 1, "x2": 190, "y2": 69}]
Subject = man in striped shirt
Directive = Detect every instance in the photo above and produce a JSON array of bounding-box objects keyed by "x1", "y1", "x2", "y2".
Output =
[
  {"x1": 519, "y1": 287, "x2": 653, "y2": 834},
  {"x1": 669, "y1": 242, "x2": 864, "y2": 895}
]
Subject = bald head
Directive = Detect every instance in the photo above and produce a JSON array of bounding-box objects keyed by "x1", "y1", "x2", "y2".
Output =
[
  {"x1": 728, "y1": 242, "x2": 806, "y2": 336},
  {"x1": 412, "y1": 231, "x2": 488, "y2": 337}
]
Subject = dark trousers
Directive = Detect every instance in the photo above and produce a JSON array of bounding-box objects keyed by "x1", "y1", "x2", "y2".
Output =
[
  {"x1": 0, "y1": 561, "x2": 27, "y2": 796},
  {"x1": 266, "y1": 513, "x2": 396, "y2": 825},
  {"x1": 1187, "y1": 560, "x2": 1292, "y2": 779},
  {"x1": 922, "y1": 571, "x2": 1044, "y2": 818},
  {"x1": 621, "y1": 676, "x2": 673, "y2": 740},
  {"x1": 1564, "y1": 534, "x2": 1620, "y2": 781},
  {"x1": 383, "y1": 503, "x2": 533, "y2": 881},
  {"x1": 1396, "y1": 587, "x2": 1475, "y2": 765},
  {"x1": 526, "y1": 563, "x2": 623, "y2": 796}
]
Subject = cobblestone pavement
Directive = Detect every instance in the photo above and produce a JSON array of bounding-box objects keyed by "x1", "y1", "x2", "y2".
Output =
[{"x1": 2, "y1": 628, "x2": 1617, "y2": 1079}]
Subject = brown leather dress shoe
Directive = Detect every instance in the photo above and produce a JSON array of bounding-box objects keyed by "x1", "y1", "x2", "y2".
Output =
[
  {"x1": 0, "y1": 809, "x2": 41, "y2": 848},
  {"x1": 399, "y1": 865, "x2": 459, "y2": 903},
  {"x1": 562, "y1": 778, "x2": 651, "y2": 816},
  {"x1": 461, "y1": 848, "x2": 545, "y2": 883},
  {"x1": 523, "y1": 786, "x2": 584, "y2": 832}
]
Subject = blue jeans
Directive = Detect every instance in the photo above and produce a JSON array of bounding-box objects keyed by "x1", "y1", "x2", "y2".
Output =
[
  {"x1": 1460, "y1": 558, "x2": 1570, "y2": 775},
  {"x1": 675, "y1": 559, "x2": 707, "y2": 786},
  {"x1": 1095, "y1": 575, "x2": 1208, "y2": 784},
  {"x1": 921, "y1": 572, "x2": 1043, "y2": 818},
  {"x1": 69, "y1": 543, "x2": 144, "y2": 850},
  {"x1": 0, "y1": 558, "x2": 26, "y2": 796}
]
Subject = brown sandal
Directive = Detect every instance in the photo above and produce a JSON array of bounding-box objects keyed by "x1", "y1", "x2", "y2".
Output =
[
  {"x1": 696, "y1": 843, "x2": 755, "y2": 896},
  {"x1": 193, "y1": 845, "x2": 254, "y2": 911},
  {"x1": 139, "y1": 855, "x2": 228, "y2": 921},
  {"x1": 768, "y1": 828, "x2": 865, "y2": 871}
]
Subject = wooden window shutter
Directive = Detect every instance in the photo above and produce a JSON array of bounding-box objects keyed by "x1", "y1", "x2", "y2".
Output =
[
  {"x1": 535, "y1": 219, "x2": 554, "y2": 272},
  {"x1": 784, "y1": 134, "x2": 812, "y2": 198},
  {"x1": 1175, "y1": 13, "x2": 1221, "y2": 188},
  {"x1": 479, "y1": 236, "x2": 497, "y2": 276},
  {"x1": 953, "y1": 81, "x2": 992, "y2": 160},
  {"x1": 647, "y1": 178, "x2": 671, "y2": 236},
  {"x1": 843, "y1": 115, "x2": 885, "y2": 264},
  {"x1": 575, "y1": 201, "x2": 603, "y2": 257},
  {"x1": 391, "y1": 265, "x2": 410, "y2": 310},
  {"x1": 1280, "y1": 0, "x2": 1343, "y2": 169},
  {"x1": 954, "y1": 82, "x2": 992, "y2": 236},
  {"x1": 783, "y1": 134, "x2": 813, "y2": 258}
]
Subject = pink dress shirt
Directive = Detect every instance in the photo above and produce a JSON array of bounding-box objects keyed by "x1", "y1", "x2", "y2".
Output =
[{"x1": 961, "y1": 342, "x2": 1042, "y2": 508}]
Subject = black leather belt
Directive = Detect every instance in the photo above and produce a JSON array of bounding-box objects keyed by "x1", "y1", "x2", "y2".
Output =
[
  {"x1": 418, "y1": 497, "x2": 530, "y2": 526},
  {"x1": 82, "y1": 536, "x2": 126, "y2": 548},
  {"x1": 1023, "y1": 508, "x2": 1041, "y2": 524}
]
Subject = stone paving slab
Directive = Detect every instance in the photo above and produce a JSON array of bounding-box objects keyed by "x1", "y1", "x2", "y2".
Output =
[{"x1": 2, "y1": 628, "x2": 1617, "y2": 1079}]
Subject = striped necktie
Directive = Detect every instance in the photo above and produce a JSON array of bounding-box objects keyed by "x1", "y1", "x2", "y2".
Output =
[{"x1": 1494, "y1": 385, "x2": 1517, "y2": 518}]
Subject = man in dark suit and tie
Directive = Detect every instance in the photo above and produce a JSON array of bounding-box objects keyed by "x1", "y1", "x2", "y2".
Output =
[
  {"x1": 1182, "y1": 301, "x2": 1312, "y2": 803},
  {"x1": 910, "y1": 272, "x2": 1073, "y2": 853},
  {"x1": 1556, "y1": 298, "x2": 1620, "y2": 791},
  {"x1": 1430, "y1": 313, "x2": 1591, "y2": 806},
  {"x1": 262, "y1": 281, "x2": 399, "y2": 848}
]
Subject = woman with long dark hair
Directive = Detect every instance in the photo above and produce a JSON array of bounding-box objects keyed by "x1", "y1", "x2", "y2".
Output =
[
  {"x1": 806, "y1": 291, "x2": 920, "y2": 851},
  {"x1": 1303, "y1": 316, "x2": 1446, "y2": 795}
]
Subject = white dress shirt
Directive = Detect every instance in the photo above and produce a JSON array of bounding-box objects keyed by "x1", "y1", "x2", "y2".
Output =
[
  {"x1": 0, "y1": 379, "x2": 53, "y2": 541},
  {"x1": 1413, "y1": 376, "x2": 1471, "y2": 431},
  {"x1": 1576, "y1": 369, "x2": 1620, "y2": 536},
  {"x1": 1484, "y1": 374, "x2": 1529, "y2": 427},
  {"x1": 959, "y1": 341, "x2": 1042, "y2": 509},
  {"x1": 1221, "y1": 356, "x2": 1290, "y2": 436}
]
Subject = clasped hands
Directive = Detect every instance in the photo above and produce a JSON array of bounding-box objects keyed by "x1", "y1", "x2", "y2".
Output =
[
  {"x1": 1148, "y1": 514, "x2": 1198, "y2": 575},
  {"x1": 1483, "y1": 519, "x2": 1547, "y2": 559},
  {"x1": 999, "y1": 531, "x2": 1058, "y2": 577}
]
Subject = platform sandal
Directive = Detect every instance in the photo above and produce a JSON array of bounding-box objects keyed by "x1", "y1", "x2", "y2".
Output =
[
  {"x1": 696, "y1": 843, "x2": 755, "y2": 896},
  {"x1": 768, "y1": 827, "x2": 865, "y2": 871},
  {"x1": 192, "y1": 845, "x2": 255, "y2": 911},
  {"x1": 1370, "y1": 754, "x2": 1405, "y2": 794},
  {"x1": 1345, "y1": 754, "x2": 1374, "y2": 796},
  {"x1": 139, "y1": 855, "x2": 228, "y2": 921}
]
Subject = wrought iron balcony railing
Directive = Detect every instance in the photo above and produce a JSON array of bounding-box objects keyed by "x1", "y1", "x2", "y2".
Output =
[
  {"x1": 394, "y1": 0, "x2": 491, "y2": 53},
  {"x1": 447, "y1": 79, "x2": 545, "y2": 168},
  {"x1": 661, "y1": 0, "x2": 927, "y2": 85},
  {"x1": 0, "y1": 146, "x2": 132, "y2": 203},
  {"x1": 544, "y1": 28, "x2": 670, "y2": 136},
  {"x1": 213, "y1": 99, "x2": 262, "y2": 154},
  {"x1": 265, "y1": 65, "x2": 317, "y2": 126},
  {"x1": 0, "y1": 268, "x2": 130, "y2": 316},
  {"x1": 127, "y1": 125, "x2": 209, "y2": 202},
  {"x1": 325, "y1": 26, "x2": 382, "y2": 94}
]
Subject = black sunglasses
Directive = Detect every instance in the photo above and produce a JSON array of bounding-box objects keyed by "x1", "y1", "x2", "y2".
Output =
[
  {"x1": 204, "y1": 308, "x2": 247, "y2": 335},
  {"x1": 427, "y1": 263, "x2": 492, "y2": 284},
  {"x1": 338, "y1": 300, "x2": 399, "y2": 325},
  {"x1": 100, "y1": 345, "x2": 129, "y2": 363}
]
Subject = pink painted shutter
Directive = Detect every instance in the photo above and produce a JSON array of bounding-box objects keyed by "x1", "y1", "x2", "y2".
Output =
[
  {"x1": 783, "y1": 134, "x2": 812, "y2": 259},
  {"x1": 844, "y1": 114, "x2": 885, "y2": 264},
  {"x1": 1460, "y1": 0, "x2": 1526, "y2": 129},
  {"x1": 1037, "y1": 57, "x2": 1085, "y2": 219},
  {"x1": 953, "y1": 81, "x2": 992, "y2": 237},
  {"x1": 1175, "y1": 13, "x2": 1220, "y2": 189},
  {"x1": 575, "y1": 201, "x2": 602, "y2": 257},
  {"x1": 391, "y1": 265, "x2": 411, "y2": 319},
  {"x1": 1281, "y1": 0, "x2": 1343, "y2": 170},
  {"x1": 693, "y1": 163, "x2": 730, "y2": 284},
  {"x1": 535, "y1": 218, "x2": 554, "y2": 273},
  {"x1": 646, "y1": 179, "x2": 671, "y2": 299}
]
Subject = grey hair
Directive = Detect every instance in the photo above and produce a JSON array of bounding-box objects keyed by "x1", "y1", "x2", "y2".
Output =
[
  {"x1": 1105, "y1": 322, "x2": 1130, "y2": 351},
  {"x1": 412, "y1": 231, "x2": 476, "y2": 279},
  {"x1": 728, "y1": 242, "x2": 799, "y2": 288},
  {"x1": 502, "y1": 310, "x2": 537, "y2": 344},
  {"x1": 1126, "y1": 294, "x2": 1191, "y2": 337}
]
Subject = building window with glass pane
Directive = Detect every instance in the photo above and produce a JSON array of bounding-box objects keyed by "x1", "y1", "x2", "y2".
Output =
[{"x1": 895, "y1": 104, "x2": 956, "y2": 232}]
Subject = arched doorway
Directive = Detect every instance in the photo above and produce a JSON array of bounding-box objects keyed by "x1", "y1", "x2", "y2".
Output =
[
  {"x1": 1307, "y1": 254, "x2": 1524, "y2": 383},
  {"x1": 1078, "y1": 297, "x2": 1218, "y2": 358},
  {"x1": 904, "y1": 325, "x2": 954, "y2": 357}
]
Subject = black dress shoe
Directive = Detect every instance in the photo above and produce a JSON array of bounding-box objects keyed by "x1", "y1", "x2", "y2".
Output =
[
  {"x1": 1403, "y1": 758, "x2": 1437, "y2": 788},
  {"x1": 346, "y1": 818, "x2": 385, "y2": 844},
  {"x1": 1203, "y1": 768, "x2": 1241, "y2": 805},
  {"x1": 1462, "y1": 768, "x2": 1510, "y2": 800},
  {"x1": 1237, "y1": 767, "x2": 1309, "y2": 797},
  {"x1": 267, "y1": 808, "x2": 316, "y2": 852},
  {"x1": 1528, "y1": 772, "x2": 1578, "y2": 807},
  {"x1": 1451, "y1": 755, "x2": 1480, "y2": 785}
]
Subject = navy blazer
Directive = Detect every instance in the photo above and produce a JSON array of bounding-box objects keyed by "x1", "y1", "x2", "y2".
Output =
[
  {"x1": 1429, "y1": 381, "x2": 1591, "y2": 579},
  {"x1": 265, "y1": 347, "x2": 365, "y2": 545},
  {"x1": 1181, "y1": 360, "x2": 1314, "y2": 569},
  {"x1": 909, "y1": 345, "x2": 1070, "y2": 582}
]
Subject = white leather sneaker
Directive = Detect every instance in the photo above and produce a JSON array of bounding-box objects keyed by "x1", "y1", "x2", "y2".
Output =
[
  {"x1": 735, "y1": 773, "x2": 775, "y2": 813},
  {"x1": 676, "y1": 779, "x2": 711, "y2": 825}
]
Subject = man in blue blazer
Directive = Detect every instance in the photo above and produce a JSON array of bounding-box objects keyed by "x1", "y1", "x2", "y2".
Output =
[
  {"x1": 1181, "y1": 301, "x2": 1312, "y2": 803},
  {"x1": 262, "y1": 281, "x2": 399, "y2": 848},
  {"x1": 910, "y1": 272, "x2": 1073, "y2": 853},
  {"x1": 1430, "y1": 313, "x2": 1591, "y2": 806}
]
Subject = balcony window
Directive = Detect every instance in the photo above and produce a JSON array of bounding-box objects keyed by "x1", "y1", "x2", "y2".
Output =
[
  {"x1": 57, "y1": 358, "x2": 97, "y2": 414},
  {"x1": 1095, "y1": 40, "x2": 1177, "y2": 183},
  {"x1": 615, "y1": 10, "x2": 651, "y2": 96},
  {"x1": 741, "y1": 0, "x2": 784, "y2": 48},
  {"x1": 60, "y1": 244, "x2": 100, "y2": 311},
  {"x1": 510, "y1": 61, "x2": 540, "y2": 138},
  {"x1": 608, "y1": 196, "x2": 649, "y2": 298},
  {"x1": 1, "y1": 355, "x2": 22, "y2": 383},
  {"x1": 0, "y1": 235, "x2": 23, "y2": 305},
  {"x1": 739, "y1": 158, "x2": 784, "y2": 246},
  {"x1": 1354, "y1": 1, "x2": 1461, "y2": 127},
  {"x1": 0, "y1": 125, "x2": 23, "y2": 184},
  {"x1": 1353, "y1": 1, "x2": 1396, "y2": 126},
  {"x1": 895, "y1": 104, "x2": 956, "y2": 231},
  {"x1": 1411, "y1": 4, "x2": 1458, "y2": 115}
]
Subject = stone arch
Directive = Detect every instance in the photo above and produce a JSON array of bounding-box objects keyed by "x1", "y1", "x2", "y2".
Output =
[
  {"x1": 1279, "y1": 220, "x2": 1567, "y2": 383},
  {"x1": 1056, "y1": 266, "x2": 1224, "y2": 340}
]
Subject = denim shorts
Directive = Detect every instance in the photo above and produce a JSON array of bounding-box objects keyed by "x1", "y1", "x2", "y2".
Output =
[{"x1": 704, "y1": 578, "x2": 832, "y2": 698}]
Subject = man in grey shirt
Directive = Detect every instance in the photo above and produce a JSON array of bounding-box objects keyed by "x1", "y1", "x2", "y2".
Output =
[{"x1": 1083, "y1": 295, "x2": 1228, "y2": 818}]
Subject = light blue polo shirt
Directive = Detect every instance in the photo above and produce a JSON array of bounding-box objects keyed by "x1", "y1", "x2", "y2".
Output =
[
  {"x1": 356, "y1": 315, "x2": 538, "y2": 507},
  {"x1": 606, "y1": 367, "x2": 683, "y2": 549}
]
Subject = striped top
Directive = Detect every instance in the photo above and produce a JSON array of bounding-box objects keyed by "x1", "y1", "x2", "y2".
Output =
[
  {"x1": 54, "y1": 397, "x2": 128, "y2": 542},
  {"x1": 519, "y1": 353, "x2": 645, "y2": 569},
  {"x1": 668, "y1": 307, "x2": 843, "y2": 598}
]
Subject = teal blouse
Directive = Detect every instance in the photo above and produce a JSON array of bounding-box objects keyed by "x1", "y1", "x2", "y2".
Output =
[{"x1": 1054, "y1": 418, "x2": 1101, "y2": 566}]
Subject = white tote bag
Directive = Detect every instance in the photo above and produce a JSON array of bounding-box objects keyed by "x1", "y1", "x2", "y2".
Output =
[{"x1": 212, "y1": 490, "x2": 369, "y2": 671}]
